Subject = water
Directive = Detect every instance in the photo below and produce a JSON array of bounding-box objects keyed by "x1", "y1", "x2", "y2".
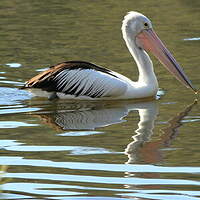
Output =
[{"x1": 0, "y1": 0, "x2": 200, "y2": 199}]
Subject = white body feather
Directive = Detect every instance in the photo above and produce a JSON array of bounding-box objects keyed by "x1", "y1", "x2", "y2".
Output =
[{"x1": 29, "y1": 67, "x2": 158, "y2": 100}]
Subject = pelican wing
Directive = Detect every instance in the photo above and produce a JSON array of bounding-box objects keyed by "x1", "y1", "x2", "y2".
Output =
[{"x1": 24, "y1": 61, "x2": 127, "y2": 98}]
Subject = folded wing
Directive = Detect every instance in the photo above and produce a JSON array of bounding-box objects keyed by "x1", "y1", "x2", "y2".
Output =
[{"x1": 23, "y1": 61, "x2": 128, "y2": 98}]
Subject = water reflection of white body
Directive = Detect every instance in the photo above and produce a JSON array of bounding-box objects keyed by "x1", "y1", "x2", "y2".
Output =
[
  {"x1": 35, "y1": 100, "x2": 158, "y2": 131},
  {"x1": 123, "y1": 100, "x2": 196, "y2": 195},
  {"x1": 125, "y1": 101, "x2": 158, "y2": 164},
  {"x1": 126, "y1": 100, "x2": 196, "y2": 165},
  {"x1": 35, "y1": 99, "x2": 196, "y2": 164}
]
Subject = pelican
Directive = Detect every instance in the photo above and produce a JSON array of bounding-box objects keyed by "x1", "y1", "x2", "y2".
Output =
[{"x1": 23, "y1": 11, "x2": 196, "y2": 100}]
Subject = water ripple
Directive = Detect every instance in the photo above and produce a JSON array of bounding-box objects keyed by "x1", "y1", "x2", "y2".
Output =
[
  {"x1": 4, "y1": 172, "x2": 200, "y2": 186},
  {"x1": 183, "y1": 37, "x2": 200, "y2": 41},
  {"x1": 1, "y1": 157, "x2": 200, "y2": 174},
  {"x1": 57, "y1": 131, "x2": 103, "y2": 136},
  {"x1": 2, "y1": 146, "x2": 115, "y2": 155},
  {"x1": 5, "y1": 63, "x2": 22, "y2": 68},
  {"x1": 0, "y1": 121, "x2": 38, "y2": 128},
  {"x1": 3, "y1": 183, "x2": 86, "y2": 196},
  {"x1": 121, "y1": 192, "x2": 200, "y2": 200}
]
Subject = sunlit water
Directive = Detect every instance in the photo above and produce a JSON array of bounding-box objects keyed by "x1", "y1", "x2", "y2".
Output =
[{"x1": 0, "y1": 1, "x2": 200, "y2": 200}]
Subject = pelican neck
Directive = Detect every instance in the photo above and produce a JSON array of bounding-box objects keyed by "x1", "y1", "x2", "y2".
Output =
[{"x1": 122, "y1": 31, "x2": 158, "y2": 85}]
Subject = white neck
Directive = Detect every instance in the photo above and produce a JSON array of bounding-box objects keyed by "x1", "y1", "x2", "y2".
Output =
[{"x1": 122, "y1": 28, "x2": 158, "y2": 86}]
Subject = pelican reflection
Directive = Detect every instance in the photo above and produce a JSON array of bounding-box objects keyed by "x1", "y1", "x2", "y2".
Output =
[
  {"x1": 33, "y1": 99, "x2": 196, "y2": 164},
  {"x1": 34, "y1": 100, "x2": 158, "y2": 130},
  {"x1": 123, "y1": 100, "x2": 197, "y2": 195},
  {"x1": 125, "y1": 100, "x2": 197, "y2": 164}
]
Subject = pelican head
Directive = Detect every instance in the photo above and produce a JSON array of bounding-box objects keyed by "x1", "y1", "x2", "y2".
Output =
[
  {"x1": 122, "y1": 11, "x2": 196, "y2": 92},
  {"x1": 122, "y1": 11, "x2": 152, "y2": 37}
]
